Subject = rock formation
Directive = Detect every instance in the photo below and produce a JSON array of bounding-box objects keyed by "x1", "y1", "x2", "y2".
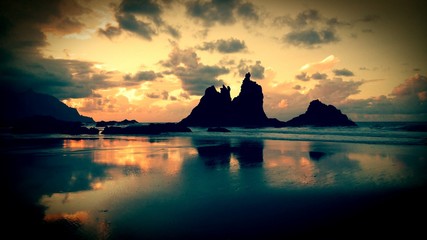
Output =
[
  {"x1": 180, "y1": 72, "x2": 282, "y2": 127},
  {"x1": 285, "y1": 99, "x2": 357, "y2": 127}
]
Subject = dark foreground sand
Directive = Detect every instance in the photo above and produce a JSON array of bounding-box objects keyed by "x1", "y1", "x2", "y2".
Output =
[{"x1": 2, "y1": 135, "x2": 427, "y2": 239}]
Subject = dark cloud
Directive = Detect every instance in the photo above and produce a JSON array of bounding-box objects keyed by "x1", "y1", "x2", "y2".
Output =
[
  {"x1": 275, "y1": 9, "x2": 346, "y2": 48},
  {"x1": 185, "y1": 0, "x2": 259, "y2": 27},
  {"x1": 119, "y1": 0, "x2": 162, "y2": 19},
  {"x1": 311, "y1": 72, "x2": 328, "y2": 80},
  {"x1": 98, "y1": 24, "x2": 122, "y2": 39},
  {"x1": 237, "y1": 2, "x2": 259, "y2": 21},
  {"x1": 164, "y1": 25, "x2": 181, "y2": 39},
  {"x1": 0, "y1": 57, "x2": 117, "y2": 99},
  {"x1": 237, "y1": 60, "x2": 265, "y2": 79},
  {"x1": 197, "y1": 38, "x2": 247, "y2": 53},
  {"x1": 160, "y1": 43, "x2": 229, "y2": 95},
  {"x1": 0, "y1": 0, "x2": 89, "y2": 54},
  {"x1": 115, "y1": 13, "x2": 157, "y2": 40},
  {"x1": 0, "y1": 0, "x2": 115, "y2": 99},
  {"x1": 285, "y1": 28, "x2": 339, "y2": 47},
  {"x1": 99, "y1": 0, "x2": 179, "y2": 40},
  {"x1": 295, "y1": 72, "x2": 310, "y2": 81},
  {"x1": 274, "y1": 9, "x2": 321, "y2": 29},
  {"x1": 333, "y1": 68, "x2": 354, "y2": 76},
  {"x1": 123, "y1": 70, "x2": 162, "y2": 86}
]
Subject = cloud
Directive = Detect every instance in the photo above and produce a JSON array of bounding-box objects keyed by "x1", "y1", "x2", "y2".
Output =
[
  {"x1": 328, "y1": 75, "x2": 427, "y2": 120},
  {"x1": 99, "y1": 0, "x2": 179, "y2": 40},
  {"x1": 293, "y1": 85, "x2": 302, "y2": 90},
  {"x1": 160, "y1": 43, "x2": 229, "y2": 95},
  {"x1": 180, "y1": 91, "x2": 190, "y2": 100},
  {"x1": 308, "y1": 78, "x2": 363, "y2": 103},
  {"x1": 333, "y1": 68, "x2": 354, "y2": 76},
  {"x1": 295, "y1": 72, "x2": 310, "y2": 81},
  {"x1": 237, "y1": 60, "x2": 265, "y2": 79},
  {"x1": 275, "y1": 9, "x2": 346, "y2": 48},
  {"x1": 184, "y1": 0, "x2": 259, "y2": 27},
  {"x1": 237, "y1": 2, "x2": 259, "y2": 22},
  {"x1": 300, "y1": 55, "x2": 340, "y2": 74},
  {"x1": 146, "y1": 90, "x2": 169, "y2": 100},
  {"x1": 197, "y1": 38, "x2": 247, "y2": 53},
  {"x1": 0, "y1": 55, "x2": 117, "y2": 99},
  {"x1": 311, "y1": 72, "x2": 328, "y2": 80},
  {"x1": 0, "y1": 0, "x2": 118, "y2": 99},
  {"x1": 284, "y1": 28, "x2": 339, "y2": 47},
  {"x1": 123, "y1": 70, "x2": 162, "y2": 86},
  {"x1": 115, "y1": 12, "x2": 157, "y2": 40},
  {"x1": 161, "y1": 90, "x2": 169, "y2": 100},
  {"x1": 0, "y1": 0, "x2": 89, "y2": 53},
  {"x1": 146, "y1": 92, "x2": 161, "y2": 99},
  {"x1": 164, "y1": 25, "x2": 181, "y2": 39},
  {"x1": 97, "y1": 24, "x2": 122, "y2": 39},
  {"x1": 391, "y1": 74, "x2": 427, "y2": 98}
]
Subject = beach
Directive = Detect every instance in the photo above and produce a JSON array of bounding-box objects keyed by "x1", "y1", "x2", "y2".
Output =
[{"x1": 2, "y1": 127, "x2": 427, "y2": 239}]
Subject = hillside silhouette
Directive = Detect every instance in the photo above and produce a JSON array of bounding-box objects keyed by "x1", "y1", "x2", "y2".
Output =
[{"x1": 0, "y1": 89, "x2": 94, "y2": 125}]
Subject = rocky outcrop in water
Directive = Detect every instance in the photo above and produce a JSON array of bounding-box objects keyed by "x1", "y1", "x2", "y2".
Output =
[
  {"x1": 180, "y1": 72, "x2": 282, "y2": 127},
  {"x1": 285, "y1": 99, "x2": 357, "y2": 127}
]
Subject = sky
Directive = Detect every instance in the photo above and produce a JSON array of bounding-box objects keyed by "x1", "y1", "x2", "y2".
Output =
[{"x1": 1, "y1": 0, "x2": 427, "y2": 122}]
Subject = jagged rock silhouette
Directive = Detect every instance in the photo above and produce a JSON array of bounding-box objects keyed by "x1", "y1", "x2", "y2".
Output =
[
  {"x1": 180, "y1": 72, "x2": 282, "y2": 127},
  {"x1": 180, "y1": 72, "x2": 356, "y2": 128}
]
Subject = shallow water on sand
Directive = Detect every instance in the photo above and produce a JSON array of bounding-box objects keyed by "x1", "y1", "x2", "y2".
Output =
[{"x1": 2, "y1": 134, "x2": 427, "y2": 239}]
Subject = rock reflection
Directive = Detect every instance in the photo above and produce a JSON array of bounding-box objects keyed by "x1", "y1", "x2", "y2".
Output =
[
  {"x1": 309, "y1": 151, "x2": 326, "y2": 161},
  {"x1": 193, "y1": 138, "x2": 264, "y2": 168}
]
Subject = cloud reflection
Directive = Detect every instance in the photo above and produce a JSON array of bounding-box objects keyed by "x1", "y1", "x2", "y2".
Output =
[{"x1": 4, "y1": 136, "x2": 426, "y2": 239}]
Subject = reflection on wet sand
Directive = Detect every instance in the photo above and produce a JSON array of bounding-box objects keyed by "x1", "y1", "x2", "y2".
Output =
[
  {"x1": 194, "y1": 138, "x2": 264, "y2": 168},
  {"x1": 3, "y1": 136, "x2": 427, "y2": 239}
]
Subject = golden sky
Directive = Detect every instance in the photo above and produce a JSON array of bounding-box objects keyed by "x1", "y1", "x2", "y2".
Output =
[{"x1": 1, "y1": 0, "x2": 427, "y2": 122}]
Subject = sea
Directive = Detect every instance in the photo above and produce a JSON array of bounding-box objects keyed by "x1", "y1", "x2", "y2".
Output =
[{"x1": 2, "y1": 121, "x2": 427, "y2": 239}]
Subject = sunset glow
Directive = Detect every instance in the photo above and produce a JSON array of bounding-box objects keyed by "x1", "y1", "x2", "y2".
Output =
[{"x1": 1, "y1": 0, "x2": 426, "y2": 122}]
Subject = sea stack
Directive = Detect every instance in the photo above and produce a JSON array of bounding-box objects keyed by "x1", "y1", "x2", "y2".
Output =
[
  {"x1": 179, "y1": 72, "x2": 282, "y2": 127},
  {"x1": 285, "y1": 99, "x2": 357, "y2": 127}
]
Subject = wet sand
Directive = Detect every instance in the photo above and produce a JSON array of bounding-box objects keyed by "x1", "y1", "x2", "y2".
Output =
[{"x1": 2, "y1": 135, "x2": 427, "y2": 239}]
